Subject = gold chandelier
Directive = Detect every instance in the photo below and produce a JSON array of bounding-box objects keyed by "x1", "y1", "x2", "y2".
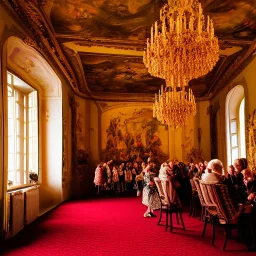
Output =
[
  {"x1": 153, "y1": 85, "x2": 196, "y2": 128},
  {"x1": 143, "y1": 0, "x2": 219, "y2": 87}
]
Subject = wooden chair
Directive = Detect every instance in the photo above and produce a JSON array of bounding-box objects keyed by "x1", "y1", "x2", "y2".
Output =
[
  {"x1": 189, "y1": 178, "x2": 198, "y2": 217},
  {"x1": 154, "y1": 178, "x2": 169, "y2": 229},
  {"x1": 166, "y1": 178, "x2": 185, "y2": 232},
  {"x1": 193, "y1": 178, "x2": 208, "y2": 221},
  {"x1": 199, "y1": 181, "x2": 218, "y2": 242},
  {"x1": 200, "y1": 181, "x2": 243, "y2": 250}
]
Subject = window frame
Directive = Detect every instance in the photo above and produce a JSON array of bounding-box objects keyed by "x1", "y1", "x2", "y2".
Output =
[{"x1": 7, "y1": 72, "x2": 39, "y2": 190}]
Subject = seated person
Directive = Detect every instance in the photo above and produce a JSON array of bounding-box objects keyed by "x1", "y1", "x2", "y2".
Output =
[
  {"x1": 202, "y1": 159, "x2": 242, "y2": 209},
  {"x1": 242, "y1": 168, "x2": 256, "y2": 203},
  {"x1": 201, "y1": 159, "x2": 224, "y2": 183},
  {"x1": 227, "y1": 164, "x2": 237, "y2": 185}
]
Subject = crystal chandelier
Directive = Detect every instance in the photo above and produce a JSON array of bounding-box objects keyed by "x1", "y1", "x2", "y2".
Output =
[
  {"x1": 153, "y1": 85, "x2": 196, "y2": 128},
  {"x1": 143, "y1": 0, "x2": 219, "y2": 87}
]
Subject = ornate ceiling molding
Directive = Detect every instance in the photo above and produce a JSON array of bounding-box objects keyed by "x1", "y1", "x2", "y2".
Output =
[
  {"x1": 56, "y1": 36, "x2": 146, "y2": 52},
  {"x1": 3, "y1": 0, "x2": 81, "y2": 94},
  {"x1": 204, "y1": 56, "x2": 228, "y2": 96},
  {"x1": 92, "y1": 92, "x2": 154, "y2": 103},
  {"x1": 98, "y1": 101, "x2": 153, "y2": 113},
  {"x1": 62, "y1": 45, "x2": 92, "y2": 96},
  {"x1": 210, "y1": 40, "x2": 256, "y2": 98}
]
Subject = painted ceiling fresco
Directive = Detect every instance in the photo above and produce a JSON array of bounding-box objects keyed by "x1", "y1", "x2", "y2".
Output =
[
  {"x1": 202, "y1": 0, "x2": 256, "y2": 40},
  {"x1": 50, "y1": 0, "x2": 165, "y2": 40},
  {"x1": 81, "y1": 54, "x2": 164, "y2": 94},
  {"x1": 51, "y1": 0, "x2": 256, "y2": 40},
  {"x1": 48, "y1": 0, "x2": 256, "y2": 99}
]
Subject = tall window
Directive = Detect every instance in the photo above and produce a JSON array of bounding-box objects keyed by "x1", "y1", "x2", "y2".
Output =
[
  {"x1": 226, "y1": 85, "x2": 246, "y2": 166},
  {"x1": 7, "y1": 72, "x2": 38, "y2": 187}
]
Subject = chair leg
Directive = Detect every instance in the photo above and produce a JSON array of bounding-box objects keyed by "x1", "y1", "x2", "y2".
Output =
[
  {"x1": 202, "y1": 215, "x2": 208, "y2": 237},
  {"x1": 170, "y1": 209, "x2": 173, "y2": 232},
  {"x1": 158, "y1": 206, "x2": 163, "y2": 225},
  {"x1": 165, "y1": 207, "x2": 168, "y2": 231},
  {"x1": 211, "y1": 216, "x2": 216, "y2": 246},
  {"x1": 189, "y1": 195, "x2": 193, "y2": 216},
  {"x1": 192, "y1": 196, "x2": 197, "y2": 217},
  {"x1": 200, "y1": 206, "x2": 203, "y2": 221},
  {"x1": 179, "y1": 210, "x2": 185, "y2": 230},
  {"x1": 223, "y1": 225, "x2": 230, "y2": 251},
  {"x1": 201, "y1": 206, "x2": 206, "y2": 222},
  {"x1": 176, "y1": 211, "x2": 180, "y2": 225}
]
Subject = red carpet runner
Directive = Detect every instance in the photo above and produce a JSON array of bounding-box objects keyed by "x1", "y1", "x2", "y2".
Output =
[{"x1": 3, "y1": 197, "x2": 248, "y2": 256}]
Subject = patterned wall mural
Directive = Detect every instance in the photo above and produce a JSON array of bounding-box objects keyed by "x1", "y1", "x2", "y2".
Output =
[{"x1": 101, "y1": 107, "x2": 168, "y2": 163}]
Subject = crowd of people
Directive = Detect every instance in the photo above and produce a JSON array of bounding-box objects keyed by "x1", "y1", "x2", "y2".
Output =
[
  {"x1": 93, "y1": 157, "x2": 256, "y2": 206},
  {"x1": 94, "y1": 156, "x2": 256, "y2": 250}
]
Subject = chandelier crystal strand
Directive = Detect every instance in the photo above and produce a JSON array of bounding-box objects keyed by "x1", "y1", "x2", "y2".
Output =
[
  {"x1": 153, "y1": 85, "x2": 196, "y2": 128},
  {"x1": 143, "y1": 0, "x2": 219, "y2": 88}
]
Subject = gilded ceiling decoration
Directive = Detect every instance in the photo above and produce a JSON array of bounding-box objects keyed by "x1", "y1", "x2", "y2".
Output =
[
  {"x1": 7, "y1": 37, "x2": 61, "y2": 97},
  {"x1": 49, "y1": 0, "x2": 256, "y2": 101},
  {"x1": 3, "y1": 0, "x2": 256, "y2": 101}
]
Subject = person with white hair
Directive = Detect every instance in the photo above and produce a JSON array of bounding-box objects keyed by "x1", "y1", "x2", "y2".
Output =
[{"x1": 201, "y1": 159, "x2": 225, "y2": 183}]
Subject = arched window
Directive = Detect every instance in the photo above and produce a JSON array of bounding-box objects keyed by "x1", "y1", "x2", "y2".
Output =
[
  {"x1": 7, "y1": 72, "x2": 38, "y2": 186},
  {"x1": 4, "y1": 37, "x2": 63, "y2": 206},
  {"x1": 226, "y1": 85, "x2": 246, "y2": 166}
]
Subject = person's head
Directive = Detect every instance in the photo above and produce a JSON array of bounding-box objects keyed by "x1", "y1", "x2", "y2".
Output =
[
  {"x1": 240, "y1": 158, "x2": 248, "y2": 169},
  {"x1": 190, "y1": 163, "x2": 195, "y2": 170},
  {"x1": 198, "y1": 162, "x2": 205, "y2": 171},
  {"x1": 228, "y1": 165, "x2": 235, "y2": 175},
  {"x1": 233, "y1": 158, "x2": 243, "y2": 173},
  {"x1": 133, "y1": 162, "x2": 139, "y2": 168},
  {"x1": 168, "y1": 161, "x2": 174, "y2": 170},
  {"x1": 207, "y1": 159, "x2": 224, "y2": 175},
  {"x1": 242, "y1": 168, "x2": 253, "y2": 181}
]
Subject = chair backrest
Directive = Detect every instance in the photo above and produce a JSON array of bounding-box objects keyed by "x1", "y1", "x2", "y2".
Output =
[
  {"x1": 167, "y1": 178, "x2": 181, "y2": 207},
  {"x1": 199, "y1": 180, "x2": 214, "y2": 206},
  {"x1": 193, "y1": 178, "x2": 206, "y2": 206},
  {"x1": 199, "y1": 181, "x2": 241, "y2": 224},
  {"x1": 154, "y1": 178, "x2": 181, "y2": 207},
  {"x1": 209, "y1": 183, "x2": 240, "y2": 223},
  {"x1": 154, "y1": 179, "x2": 168, "y2": 206},
  {"x1": 190, "y1": 178, "x2": 197, "y2": 191}
]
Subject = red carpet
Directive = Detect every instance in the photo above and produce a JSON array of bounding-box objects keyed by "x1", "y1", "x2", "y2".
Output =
[{"x1": 3, "y1": 197, "x2": 249, "y2": 256}]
